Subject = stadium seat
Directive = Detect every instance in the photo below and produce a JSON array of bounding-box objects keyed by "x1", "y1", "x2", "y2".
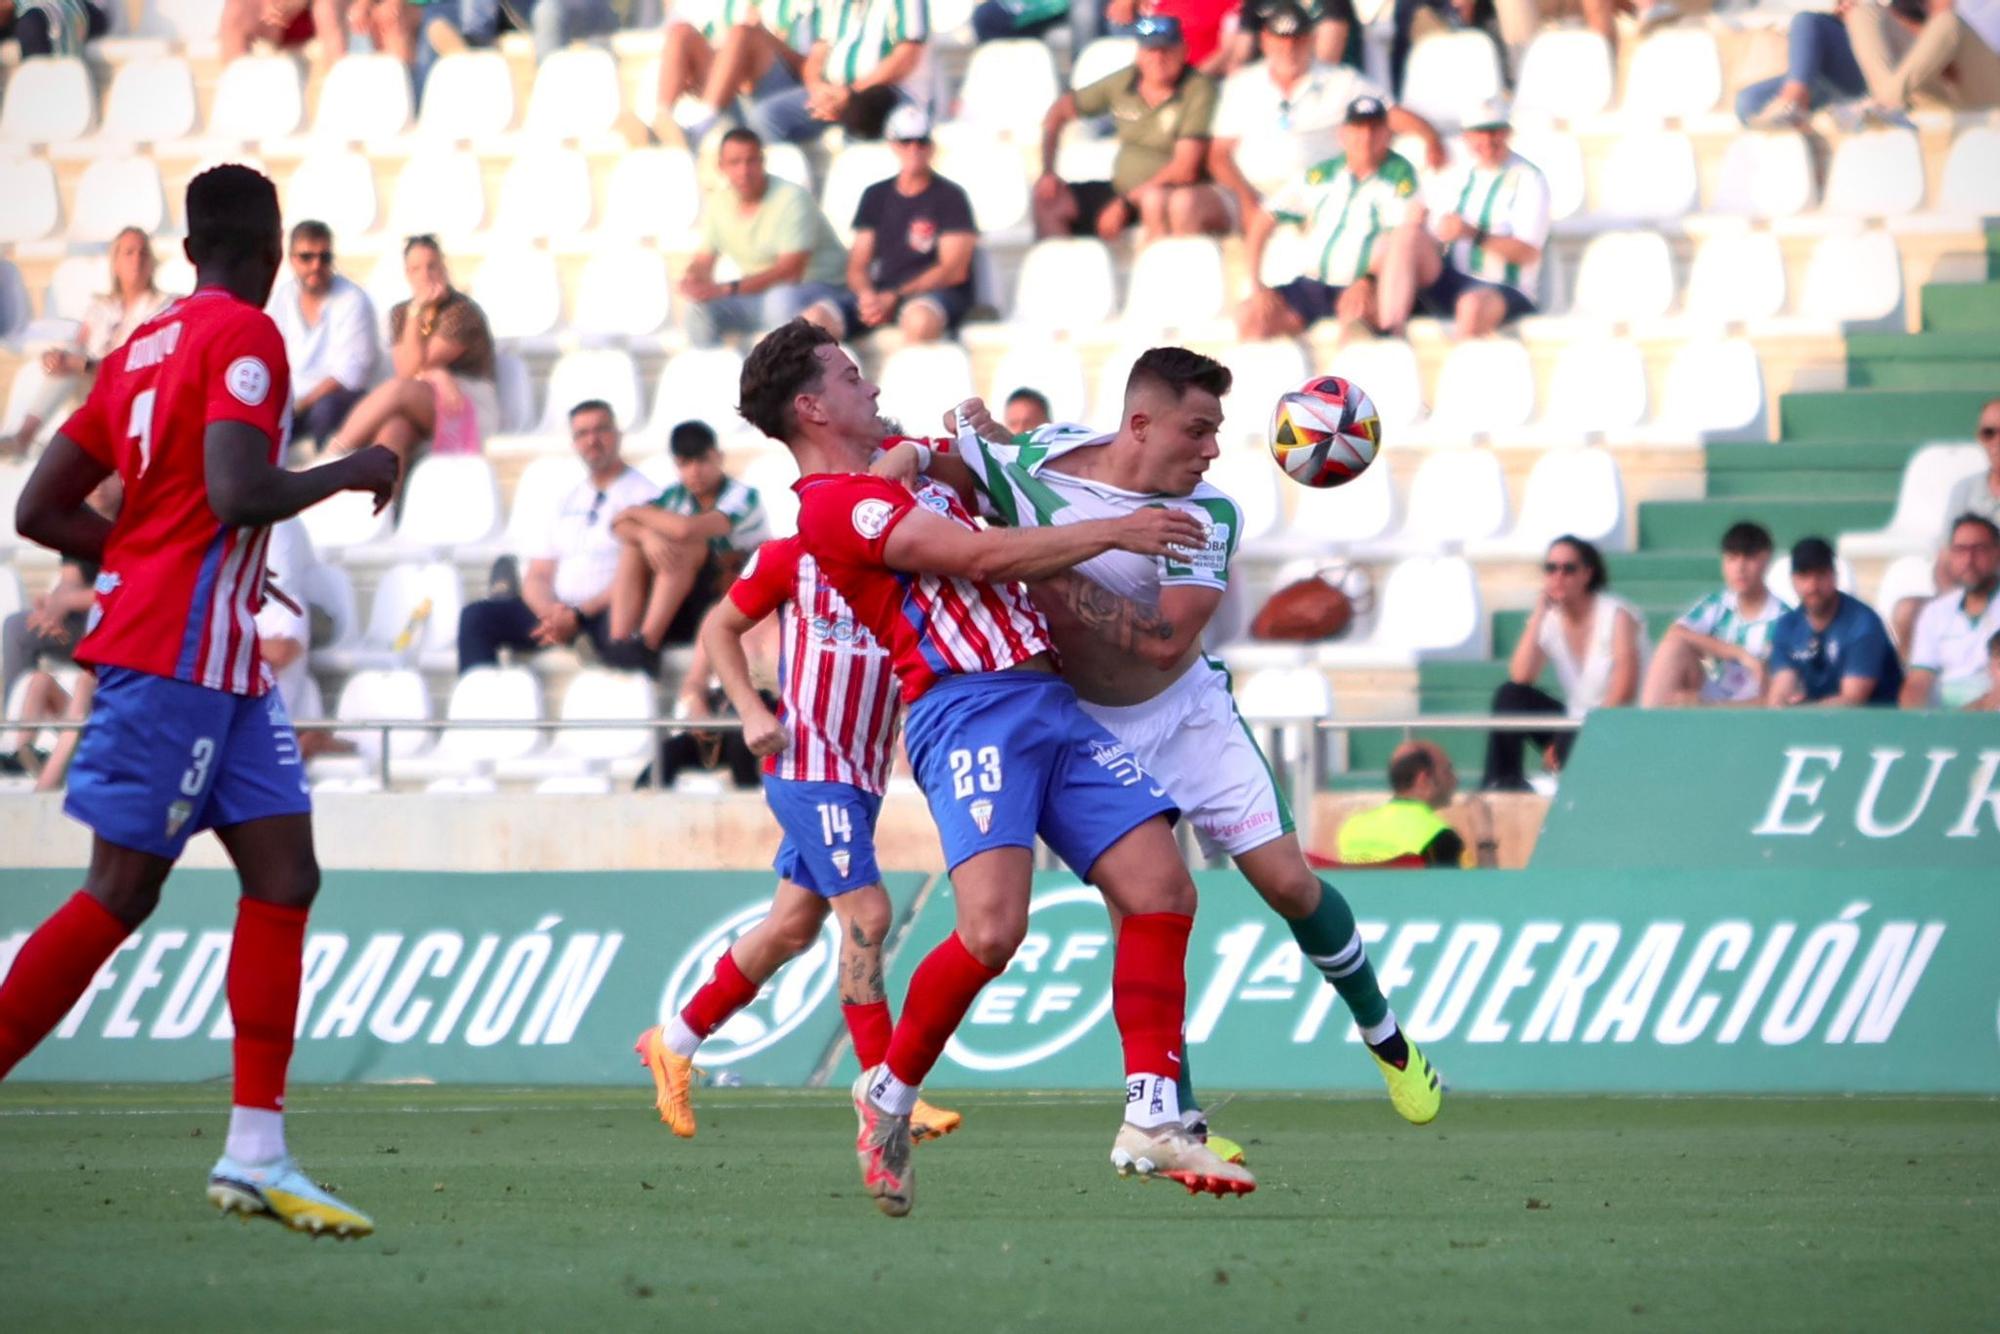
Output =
[
  {"x1": 0, "y1": 464, "x2": 28, "y2": 551},
  {"x1": 1798, "y1": 231, "x2": 1902, "y2": 325},
  {"x1": 0, "y1": 260, "x2": 27, "y2": 338},
  {"x1": 393, "y1": 667, "x2": 546, "y2": 780},
  {"x1": 0, "y1": 567, "x2": 24, "y2": 621},
  {"x1": 46, "y1": 255, "x2": 101, "y2": 321},
  {"x1": 1512, "y1": 31, "x2": 1613, "y2": 121},
  {"x1": 934, "y1": 130, "x2": 1031, "y2": 237},
  {"x1": 1839, "y1": 443, "x2": 1986, "y2": 559},
  {"x1": 1123, "y1": 237, "x2": 1229, "y2": 333},
  {"x1": 387, "y1": 146, "x2": 487, "y2": 238},
  {"x1": 1358, "y1": 448, "x2": 1508, "y2": 555},
  {"x1": 207, "y1": 55, "x2": 305, "y2": 140},
  {"x1": 1709, "y1": 133, "x2": 1814, "y2": 219},
  {"x1": 957, "y1": 40, "x2": 1059, "y2": 138},
  {"x1": 1645, "y1": 337, "x2": 1765, "y2": 440},
  {"x1": 1070, "y1": 36, "x2": 1138, "y2": 89},
  {"x1": 298, "y1": 466, "x2": 394, "y2": 557},
  {"x1": 0, "y1": 159, "x2": 60, "y2": 244},
  {"x1": 603, "y1": 147, "x2": 702, "y2": 241},
  {"x1": 650, "y1": 346, "x2": 748, "y2": 442},
  {"x1": 1572, "y1": 231, "x2": 1674, "y2": 323},
  {"x1": 0, "y1": 57, "x2": 94, "y2": 145},
  {"x1": 1476, "y1": 445, "x2": 1626, "y2": 555},
  {"x1": 742, "y1": 448, "x2": 802, "y2": 537},
  {"x1": 1620, "y1": 29, "x2": 1722, "y2": 121},
  {"x1": 1683, "y1": 230, "x2": 1787, "y2": 325},
  {"x1": 313, "y1": 55, "x2": 415, "y2": 140},
  {"x1": 1591, "y1": 130, "x2": 1698, "y2": 222},
  {"x1": 495, "y1": 669, "x2": 658, "y2": 780},
  {"x1": 1316, "y1": 555, "x2": 1483, "y2": 664},
  {"x1": 1400, "y1": 32, "x2": 1502, "y2": 127},
  {"x1": 1507, "y1": 127, "x2": 1584, "y2": 222},
  {"x1": 1328, "y1": 338, "x2": 1424, "y2": 433},
  {"x1": 539, "y1": 348, "x2": 645, "y2": 434},
  {"x1": 1871, "y1": 552, "x2": 1937, "y2": 619},
  {"x1": 418, "y1": 51, "x2": 516, "y2": 141},
  {"x1": 986, "y1": 342, "x2": 1089, "y2": 423},
  {"x1": 762, "y1": 141, "x2": 815, "y2": 194},
  {"x1": 820, "y1": 141, "x2": 899, "y2": 245},
  {"x1": 1820, "y1": 129, "x2": 1925, "y2": 219},
  {"x1": 1420, "y1": 339, "x2": 1535, "y2": 440},
  {"x1": 284, "y1": 148, "x2": 378, "y2": 238},
  {"x1": 472, "y1": 244, "x2": 563, "y2": 340},
  {"x1": 1247, "y1": 456, "x2": 1397, "y2": 558},
  {"x1": 73, "y1": 156, "x2": 166, "y2": 242},
  {"x1": 1088, "y1": 340, "x2": 1152, "y2": 427},
  {"x1": 1525, "y1": 337, "x2": 1648, "y2": 438},
  {"x1": 1939, "y1": 127, "x2": 2000, "y2": 214},
  {"x1": 1236, "y1": 666, "x2": 1332, "y2": 721},
  {"x1": 574, "y1": 247, "x2": 672, "y2": 341},
  {"x1": 316, "y1": 562, "x2": 461, "y2": 671},
  {"x1": 98, "y1": 56, "x2": 197, "y2": 144},
  {"x1": 495, "y1": 351, "x2": 536, "y2": 433},
  {"x1": 493, "y1": 145, "x2": 593, "y2": 239},
  {"x1": 1221, "y1": 340, "x2": 1310, "y2": 444},
  {"x1": 523, "y1": 48, "x2": 622, "y2": 140},
  {"x1": 1011, "y1": 239, "x2": 1117, "y2": 329},
  {"x1": 498, "y1": 454, "x2": 586, "y2": 557},
  {"x1": 150, "y1": 0, "x2": 227, "y2": 42},
  {"x1": 300, "y1": 560, "x2": 359, "y2": 652},
  {"x1": 878, "y1": 343, "x2": 977, "y2": 433},
  {"x1": 381, "y1": 458, "x2": 504, "y2": 558},
  {"x1": 1054, "y1": 129, "x2": 1119, "y2": 190},
  {"x1": 1202, "y1": 450, "x2": 1283, "y2": 549}
]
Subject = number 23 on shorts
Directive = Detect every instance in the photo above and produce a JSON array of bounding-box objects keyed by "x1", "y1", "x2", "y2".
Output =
[{"x1": 948, "y1": 746, "x2": 1003, "y2": 800}]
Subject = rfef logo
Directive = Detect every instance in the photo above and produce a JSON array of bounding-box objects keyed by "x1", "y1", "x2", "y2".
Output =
[{"x1": 945, "y1": 884, "x2": 1113, "y2": 1072}]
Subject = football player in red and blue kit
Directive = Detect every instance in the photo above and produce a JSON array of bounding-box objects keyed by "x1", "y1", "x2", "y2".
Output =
[{"x1": 0, "y1": 166, "x2": 399, "y2": 1238}]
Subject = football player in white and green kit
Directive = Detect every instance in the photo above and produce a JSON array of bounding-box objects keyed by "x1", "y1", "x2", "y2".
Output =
[{"x1": 878, "y1": 347, "x2": 1442, "y2": 1151}]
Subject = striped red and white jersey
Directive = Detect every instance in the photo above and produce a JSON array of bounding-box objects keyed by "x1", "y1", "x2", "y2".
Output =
[
  {"x1": 58, "y1": 288, "x2": 291, "y2": 696},
  {"x1": 728, "y1": 535, "x2": 900, "y2": 792},
  {"x1": 793, "y1": 471, "x2": 1051, "y2": 703}
]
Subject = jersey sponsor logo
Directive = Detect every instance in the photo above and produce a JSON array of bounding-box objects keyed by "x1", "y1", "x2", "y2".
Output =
[
  {"x1": 918, "y1": 489, "x2": 952, "y2": 514},
  {"x1": 1088, "y1": 739, "x2": 1149, "y2": 788},
  {"x1": 944, "y1": 885, "x2": 1114, "y2": 1072},
  {"x1": 225, "y1": 356, "x2": 271, "y2": 407},
  {"x1": 656, "y1": 901, "x2": 839, "y2": 1066},
  {"x1": 808, "y1": 614, "x2": 870, "y2": 646},
  {"x1": 852, "y1": 498, "x2": 895, "y2": 539}
]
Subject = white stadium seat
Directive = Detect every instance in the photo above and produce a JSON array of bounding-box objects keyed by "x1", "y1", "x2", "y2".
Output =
[
  {"x1": 1536, "y1": 338, "x2": 1647, "y2": 437},
  {"x1": 0, "y1": 159, "x2": 60, "y2": 244},
  {"x1": 100, "y1": 56, "x2": 197, "y2": 143},
  {"x1": 935, "y1": 131, "x2": 1031, "y2": 237},
  {"x1": 1070, "y1": 36, "x2": 1137, "y2": 89},
  {"x1": 539, "y1": 348, "x2": 645, "y2": 433},
  {"x1": 1247, "y1": 456, "x2": 1397, "y2": 559},
  {"x1": 285, "y1": 149, "x2": 378, "y2": 238},
  {"x1": 1799, "y1": 231, "x2": 1902, "y2": 324},
  {"x1": 958, "y1": 40, "x2": 1059, "y2": 138},
  {"x1": 1621, "y1": 29, "x2": 1722, "y2": 120},
  {"x1": 1508, "y1": 127, "x2": 1584, "y2": 222},
  {"x1": 1317, "y1": 555, "x2": 1483, "y2": 664},
  {"x1": 1400, "y1": 32, "x2": 1502, "y2": 127},
  {"x1": 524, "y1": 47, "x2": 622, "y2": 139},
  {"x1": 1840, "y1": 444, "x2": 1986, "y2": 559},
  {"x1": 208, "y1": 55, "x2": 305, "y2": 140},
  {"x1": 574, "y1": 247, "x2": 672, "y2": 340},
  {"x1": 1424, "y1": 339, "x2": 1534, "y2": 439},
  {"x1": 820, "y1": 142, "x2": 899, "y2": 245},
  {"x1": 391, "y1": 457, "x2": 505, "y2": 552},
  {"x1": 1939, "y1": 127, "x2": 2000, "y2": 214},
  {"x1": 1221, "y1": 341, "x2": 1309, "y2": 444},
  {"x1": 316, "y1": 562, "x2": 460, "y2": 671},
  {"x1": 1054, "y1": 130, "x2": 1119, "y2": 190},
  {"x1": 394, "y1": 668, "x2": 546, "y2": 780},
  {"x1": 1872, "y1": 553, "x2": 1937, "y2": 620},
  {"x1": 1360, "y1": 448, "x2": 1508, "y2": 554},
  {"x1": 0, "y1": 260, "x2": 27, "y2": 338},
  {"x1": 388, "y1": 146, "x2": 486, "y2": 238},
  {"x1": 1479, "y1": 446, "x2": 1626, "y2": 554},
  {"x1": 1710, "y1": 133, "x2": 1814, "y2": 219},
  {"x1": 1329, "y1": 338, "x2": 1424, "y2": 433},
  {"x1": 496, "y1": 670, "x2": 658, "y2": 780},
  {"x1": 47, "y1": 255, "x2": 103, "y2": 321},
  {"x1": 1573, "y1": 231, "x2": 1674, "y2": 324},
  {"x1": 1202, "y1": 450, "x2": 1283, "y2": 549},
  {"x1": 495, "y1": 352, "x2": 536, "y2": 433},
  {"x1": 1089, "y1": 341, "x2": 1151, "y2": 428},
  {"x1": 0, "y1": 58, "x2": 94, "y2": 145},
  {"x1": 742, "y1": 449, "x2": 802, "y2": 538},
  {"x1": 1685, "y1": 231, "x2": 1787, "y2": 325},
  {"x1": 762, "y1": 142, "x2": 815, "y2": 194},
  {"x1": 494, "y1": 144, "x2": 594, "y2": 239},
  {"x1": 1512, "y1": 31, "x2": 1613, "y2": 121},
  {"x1": 310, "y1": 670, "x2": 434, "y2": 781},
  {"x1": 603, "y1": 148, "x2": 702, "y2": 241},
  {"x1": 299, "y1": 477, "x2": 394, "y2": 558},
  {"x1": 150, "y1": 0, "x2": 227, "y2": 42},
  {"x1": 986, "y1": 342, "x2": 1089, "y2": 424},
  {"x1": 301, "y1": 561, "x2": 359, "y2": 652},
  {"x1": 419, "y1": 52, "x2": 516, "y2": 140},
  {"x1": 499, "y1": 455, "x2": 587, "y2": 557},
  {"x1": 1012, "y1": 239, "x2": 1117, "y2": 329},
  {"x1": 314, "y1": 55, "x2": 415, "y2": 140},
  {"x1": 1592, "y1": 130, "x2": 1698, "y2": 222},
  {"x1": 1822, "y1": 129, "x2": 1925, "y2": 218},
  {"x1": 1651, "y1": 337, "x2": 1765, "y2": 439},
  {"x1": 878, "y1": 343, "x2": 977, "y2": 434},
  {"x1": 472, "y1": 244, "x2": 563, "y2": 340},
  {"x1": 73, "y1": 157, "x2": 166, "y2": 242},
  {"x1": 651, "y1": 346, "x2": 747, "y2": 441},
  {"x1": 1123, "y1": 237, "x2": 1228, "y2": 332},
  {"x1": 1237, "y1": 666, "x2": 1332, "y2": 721}
]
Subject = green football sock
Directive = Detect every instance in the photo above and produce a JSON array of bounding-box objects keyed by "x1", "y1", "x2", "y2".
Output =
[{"x1": 1289, "y1": 879, "x2": 1393, "y2": 1036}]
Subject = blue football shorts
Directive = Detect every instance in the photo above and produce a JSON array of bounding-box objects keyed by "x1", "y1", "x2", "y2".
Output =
[{"x1": 763, "y1": 774, "x2": 885, "y2": 897}]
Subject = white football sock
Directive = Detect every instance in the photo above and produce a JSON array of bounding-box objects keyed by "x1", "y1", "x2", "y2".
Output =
[
  {"x1": 1361, "y1": 1010, "x2": 1401, "y2": 1047},
  {"x1": 226, "y1": 1106, "x2": 287, "y2": 1166},
  {"x1": 1124, "y1": 1073, "x2": 1180, "y2": 1129},
  {"x1": 867, "y1": 1066, "x2": 919, "y2": 1116},
  {"x1": 664, "y1": 1015, "x2": 703, "y2": 1058}
]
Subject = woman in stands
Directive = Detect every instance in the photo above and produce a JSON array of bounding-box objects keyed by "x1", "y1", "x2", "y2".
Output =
[
  {"x1": 1480, "y1": 534, "x2": 1648, "y2": 792},
  {"x1": 2, "y1": 228, "x2": 173, "y2": 459},
  {"x1": 327, "y1": 235, "x2": 497, "y2": 487}
]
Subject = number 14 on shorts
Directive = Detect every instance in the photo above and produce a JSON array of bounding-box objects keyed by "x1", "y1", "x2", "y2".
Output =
[{"x1": 817, "y1": 802, "x2": 853, "y2": 846}]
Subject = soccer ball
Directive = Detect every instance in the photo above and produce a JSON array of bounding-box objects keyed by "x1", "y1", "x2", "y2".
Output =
[{"x1": 1269, "y1": 375, "x2": 1382, "y2": 488}]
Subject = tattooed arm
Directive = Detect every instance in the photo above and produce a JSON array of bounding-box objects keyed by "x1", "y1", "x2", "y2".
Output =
[{"x1": 1033, "y1": 572, "x2": 1222, "y2": 672}]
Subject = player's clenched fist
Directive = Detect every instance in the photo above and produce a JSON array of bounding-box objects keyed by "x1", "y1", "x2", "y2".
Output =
[
  {"x1": 946, "y1": 398, "x2": 1013, "y2": 447},
  {"x1": 739, "y1": 701, "x2": 789, "y2": 758},
  {"x1": 1108, "y1": 506, "x2": 1206, "y2": 558},
  {"x1": 339, "y1": 444, "x2": 402, "y2": 513}
]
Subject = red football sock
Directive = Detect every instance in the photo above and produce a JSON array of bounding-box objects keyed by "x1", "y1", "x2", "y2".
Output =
[
  {"x1": 885, "y1": 932, "x2": 1002, "y2": 1086},
  {"x1": 680, "y1": 948, "x2": 760, "y2": 1039},
  {"x1": 0, "y1": 891, "x2": 131, "y2": 1081},
  {"x1": 1112, "y1": 912, "x2": 1192, "y2": 1079},
  {"x1": 228, "y1": 898, "x2": 308, "y2": 1112},
  {"x1": 842, "y1": 1000, "x2": 893, "y2": 1070}
]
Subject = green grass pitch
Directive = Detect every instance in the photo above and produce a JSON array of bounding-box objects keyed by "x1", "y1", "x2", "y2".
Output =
[{"x1": 2, "y1": 1086, "x2": 1996, "y2": 1331}]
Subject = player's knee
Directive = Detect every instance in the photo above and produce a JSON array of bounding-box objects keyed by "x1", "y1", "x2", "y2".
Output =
[
  {"x1": 958, "y1": 913, "x2": 1026, "y2": 969},
  {"x1": 87, "y1": 880, "x2": 162, "y2": 930},
  {"x1": 766, "y1": 903, "x2": 823, "y2": 956},
  {"x1": 1259, "y1": 867, "x2": 1320, "y2": 919},
  {"x1": 841, "y1": 890, "x2": 893, "y2": 944}
]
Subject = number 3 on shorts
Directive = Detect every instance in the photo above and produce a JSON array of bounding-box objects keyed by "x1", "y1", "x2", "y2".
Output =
[
  {"x1": 179, "y1": 736, "x2": 216, "y2": 797},
  {"x1": 948, "y1": 745, "x2": 1003, "y2": 800}
]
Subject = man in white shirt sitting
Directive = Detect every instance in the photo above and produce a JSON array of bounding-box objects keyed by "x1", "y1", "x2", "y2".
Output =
[
  {"x1": 266, "y1": 220, "x2": 377, "y2": 455},
  {"x1": 1901, "y1": 513, "x2": 2000, "y2": 708}
]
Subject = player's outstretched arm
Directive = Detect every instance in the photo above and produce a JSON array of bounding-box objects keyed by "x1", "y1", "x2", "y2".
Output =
[
  {"x1": 204, "y1": 422, "x2": 400, "y2": 527},
  {"x1": 1034, "y1": 573, "x2": 1221, "y2": 671},
  {"x1": 15, "y1": 435, "x2": 116, "y2": 563},
  {"x1": 698, "y1": 599, "x2": 787, "y2": 758},
  {"x1": 883, "y1": 504, "x2": 1205, "y2": 585}
]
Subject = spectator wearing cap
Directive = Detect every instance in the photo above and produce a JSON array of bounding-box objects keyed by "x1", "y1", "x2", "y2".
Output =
[
  {"x1": 1034, "y1": 15, "x2": 1233, "y2": 243},
  {"x1": 1005, "y1": 387, "x2": 1053, "y2": 434},
  {"x1": 817, "y1": 105, "x2": 978, "y2": 345},
  {"x1": 1237, "y1": 94, "x2": 1420, "y2": 338},
  {"x1": 267, "y1": 220, "x2": 377, "y2": 455},
  {"x1": 1900, "y1": 514, "x2": 2000, "y2": 709},
  {"x1": 1230, "y1": 0, "x2": 1355, "y2": 72},
  {"x1": 1211, "y1": 0, "x2": 1444, "y2": 234},
  {"x1": 745, "y1": 0, "x2": 930, "y2": 144},
  {"x1": 1765, "y1": 538, "x2": 1905, "y2": 708},
  {"x1": 1373, "y1": 96, "x2": 1548, "y2": 338},
  {"x1": 680, "y1": 128, "x2": 849, "y2": 347}
]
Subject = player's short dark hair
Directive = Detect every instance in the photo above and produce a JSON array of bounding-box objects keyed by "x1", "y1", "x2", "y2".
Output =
[
  {"x1": 719, "y1": 126, "x2": 763, "y2": 155},
  {"x1": 569, "y1": 399, "x2": 615, "y2": 426},
  {"x1": 185, "y1": 164, "x2": 280, "y2": 268},
  {"x1": 1790, "y1": 536, "x2": 1836, "y2": 576},
  {"x1": 739, "y1": 318, "x2": 839, "y2": 442},
  {"x1": 1950, "y1": 511, "x2": 1999, "y2": 544},
  {"x1": 1720, "y1": 521, "x2": 1773, "y2": 557},
  {"x1": 1388, "y1": 746, "x2": 1436, "y2": 795},
  {"x1": 670, "y1": 420, "x2": 720, "y2": 460},
  {"x1": 1124, "y1": 346, "x2": 1232, "y2": 405},
  {"x1": 1005, "y1": 386, "x2": 1052, "y2": 419},
  {"x1": 289, "y1": 219, "x2": 333, "y2": 249},
  {"x1": 1549, "y1": 534, "x2": 1608, "y2": 592}
]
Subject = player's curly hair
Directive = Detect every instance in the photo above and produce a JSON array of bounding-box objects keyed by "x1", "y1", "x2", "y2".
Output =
[
  {"x1": 739, "y1": 318, "x2": 839, "y2": 443},
  {"x1": 1125, "y1": 346, "x2": 1232, "y2": 405},
  {"x1": 185, "y1": 164, "x2": 281, "y2": 268}
]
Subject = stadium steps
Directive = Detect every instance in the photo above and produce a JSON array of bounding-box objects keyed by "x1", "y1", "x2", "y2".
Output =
[
  {"x1": 1634, "y1": 497, "x2": 1895, "y2": 553},
  {"x1": 1843, "y1": 332, "x2": 2000, "y2": 390},
  {"x1": 1776, "y1": 388, "x2": 1994, "y2": 445},
  {"x1": 1915, "y1": 280, "x2": 2000, "y2": 332}
]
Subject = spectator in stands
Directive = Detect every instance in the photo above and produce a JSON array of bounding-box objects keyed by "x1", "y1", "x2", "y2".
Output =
[
  {"x1": 456, "y1": 401, "x2": 660, "y2": 672},
  {"x1": 1735, "y1": 6, "x2": 1868, "y2": 127},
  {"x1": 970, "y1": 0, "x2": 1077, "y2": 45},
  {"x1": 681, "y1": 129, "x2": 849, "y2": 347},
  {"x1": 1765, "y1": 537, "x2": 1905, "y2": 708},
  {"x1": 745, "y1": 0, "x2": 928, "y2": 144},
  {"x1": 1034, "y1": 15, "x2": 1232, "y2": 243},
  {"x1": 1481, "y1": 535, "x2": 1645, "y2": 791},
  {"x1": 823, "y1": 106, "x2": 978, "y2": 346},
  {"x1": 1229, "y1": 0, "x2": 1354, "y2": 72},
  {"x1": 256, "y1": 518, "x2": 344, "y2": 759},
  {"x1": 1965, "y1": 630, "x2": 2000, "y2": 710},
  {"x1": 2, "y1": 228, "x2": 173, "y2": 459},
  {"x1": 0, "y1": 557, "x2": 94, "y2": 729},
  {"x1": 1005, "y1": 387, "x2": 1054, "y2": 434},
  {"x1": 607, "y1": 420, "x2": 770, "y2": 662},
  {"x1": 1149, "y1": 0, "x2": 1244, "y2": 73},
  {"x1": 328, "y1": 236, "x2": 497, "y2": 481},
  {"x1": 0, "y1": 0, "x2": 108, "y2": 55},
  {"x1": 1373, "y1": 96, "x2": 1548, "y2": 338},
  {"x1": 1945, "y1": 396, "x2": 2000, "y2": 522},
  {"x1": 268, "y1": 220, "x2": 376, "y2": 456},
  {"x1": 0, "y1": 666, "x2": 89, "y2": 790},
  {"x1": 1641, "y1": 521, "x2": 1786, "y2": 708},
  {"x1": 1337, "y1": 740, "x2": 1498, "y2": 867},
  {"x1": 1388, "y1": 0, "x2": 1525, "y2": 100},
  {"x1": 1237, "y1": 95, "x2": 1418, "y2": 339},
  {"x1": 1847, "y1": 0, "x2": 2000, "y2": 115},
  {"x1": 346, "y1": 0, "x2": 419, "y2": 63},
  {"x1": 1900, "y1": 514, "x2": 2000, "y2": 708},
  {"x1": 1211, "y1": 0, "x2": 1444, "y2": 231},
  {"x1": 0, "y1": 474, "x2": 118, "y2": 784},
  {"x1": 422, "y1": 0, "x2": 619, "y2": 72},
  {"x1": 647, "y1": 0, "x2": 810, "y2": 148}
]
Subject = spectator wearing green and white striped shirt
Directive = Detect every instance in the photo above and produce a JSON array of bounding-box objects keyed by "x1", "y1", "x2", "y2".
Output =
[
  {"x1": 649, "y1": 0, "x2": 816, "y2": 150},
  {"x1": 608, "y1": 421, "x2": 772, "y2": 662},
  {"x1": 1642, "y1": 522, "x2": 1789, "y2": 709},
  {"x1": 745, "y1": 0, "x2": 930, "y2": 144}
]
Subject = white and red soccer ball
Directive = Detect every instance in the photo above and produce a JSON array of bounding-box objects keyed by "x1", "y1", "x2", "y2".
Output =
[{"x1": 1268, "y1": 375, "x2": 1382, "y2": 489}]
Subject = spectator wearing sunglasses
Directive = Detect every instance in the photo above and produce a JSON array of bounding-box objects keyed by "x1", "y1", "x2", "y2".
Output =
[
  {"x1": 455, "y1": 401, "x2": 658, "y2": 672},
  {"x1": 1944, "y1": 397, "x2": 2000, "y2": 524},
  {"x1": 1765, "y1": 537, "x2": 1904, "y2": 708},
  {"x1": 1481, "y1": 535, "x2": 1647, "y2": 791},
  {"x1": 267, "y1": 220, "x2": 377, "y2": 455}
]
